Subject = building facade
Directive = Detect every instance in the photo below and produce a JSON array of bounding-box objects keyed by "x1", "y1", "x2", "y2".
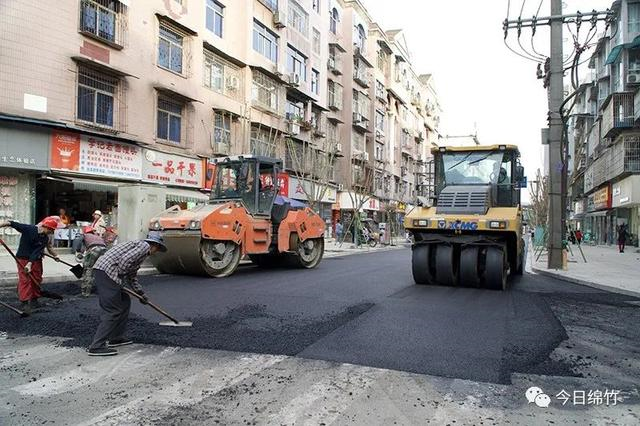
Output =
[
  {"x1": 0, "y1": 0, "x2": 440, "y2": 245},
  {"x1": 568, "y1": 0, "x2": 640, "y2": 246}
]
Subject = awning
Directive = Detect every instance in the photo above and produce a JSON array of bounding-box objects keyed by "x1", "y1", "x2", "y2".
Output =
[
  {"x1": 71, "y1": 56, "x2": 139, "y2": 79},
  {"x1": 71, "y1": 177, "x2": 120, "y2": 192},
  {"x1": 154, "y1": 85, "x2": 202, "y2": 103},
  {"x1": 166, "y1": 188, "x2": 209, "y2": 203},
  {"x1": 605, "y1": 45, "x2": 624, "y2": 65}
]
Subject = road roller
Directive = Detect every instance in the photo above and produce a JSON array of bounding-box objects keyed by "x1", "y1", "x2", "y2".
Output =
[
  {"x1": 404, "y1": 144, "x2": 526, "y2": 290},
  {"x1": 148, "y1": 155, "x2": 326, "y2": 277}
]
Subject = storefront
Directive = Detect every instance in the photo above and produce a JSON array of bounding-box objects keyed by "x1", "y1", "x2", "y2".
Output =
[
  {"x1": 287, "y1": 175, "x2": 337, "y2": 223},
  {"x1": 612, "y1": 175, "x2": 640, "y2": 246},
  {"x1": 0, "y1": 122, "x2": 50, "y2": 247},
  {"x1": 584, "y1": 184, "x2": 613, "y2": 244},
  {"x1": 45, "y1": 130, "x2": 207, "y2": 243}
]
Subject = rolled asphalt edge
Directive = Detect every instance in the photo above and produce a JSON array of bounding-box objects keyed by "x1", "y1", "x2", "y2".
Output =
[{"x1": 530, "y1": 266, "x2": 640, "y2": 298}]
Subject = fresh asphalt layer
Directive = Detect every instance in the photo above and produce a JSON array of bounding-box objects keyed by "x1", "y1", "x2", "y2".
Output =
[{"x1": 2, "y1": 248, "x2": 639, "y2": 386}]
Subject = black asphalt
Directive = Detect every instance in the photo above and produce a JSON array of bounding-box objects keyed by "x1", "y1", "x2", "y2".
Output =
[{"x1": 2, "y1": 248, "x2": 639, "y2": 385}]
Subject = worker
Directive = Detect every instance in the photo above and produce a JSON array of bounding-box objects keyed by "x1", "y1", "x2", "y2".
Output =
[
  {"x1": 91, "y1": 210, "x2": 107, "y2": 237},
  {"x1": 58, "y1": 208, "x2": 71, "y2": 226},
  {"x1": 87, "y1": 232, "x2": 167, "y2": 356},
  {"x1": 0, "y1": 217, "x2": 60, "y2": 314},
  {"x1": 73, "y1": 226, "x2": 107, "y2": 297}
]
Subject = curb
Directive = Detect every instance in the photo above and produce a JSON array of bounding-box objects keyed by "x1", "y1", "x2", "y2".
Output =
[
  {"x1": 531, "y1": 266, "x2": 640, "y2": 298},
  {"x1": 0, "y1": 268, "x2": 158, "y2": 290}
]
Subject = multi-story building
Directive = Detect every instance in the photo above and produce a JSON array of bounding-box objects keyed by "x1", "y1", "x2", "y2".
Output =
[
  {"x1": 568, "y1": 0, "x2": 640, "y2": 246},
  {"x1": 0, "y1": 0, "x2": 440, "y2": 246}
]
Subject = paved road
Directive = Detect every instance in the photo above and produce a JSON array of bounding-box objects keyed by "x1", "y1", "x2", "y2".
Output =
[{"x1": 1, "y1": 249, "x2": 639, "y2": 424}]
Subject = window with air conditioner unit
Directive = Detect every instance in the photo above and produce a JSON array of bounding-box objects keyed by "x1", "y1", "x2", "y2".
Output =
[
  {"x1": 335, "y1": 143, "x2": 342, "y2": 152},
  {"x1": 288, "y1": 73, "x2": 300, "y2": 86},
  {"x1": 273, "y1": 11, "x2": 286, "y2": 28}
]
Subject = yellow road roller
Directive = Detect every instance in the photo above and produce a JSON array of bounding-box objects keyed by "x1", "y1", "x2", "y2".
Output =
[{"x1": 404, "y1": 144, "x2": 526, "y2": 290}]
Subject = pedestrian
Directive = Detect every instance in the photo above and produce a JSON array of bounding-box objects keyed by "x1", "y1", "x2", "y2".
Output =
[
  {"x1": 0, "y1": 217, "x2": 60, "y2": 314},
  {"x1": 87, "y1": 232, "x2": 167, "y2": 356},
  {"x1": 58, "y1": 208, "x2": 71, "y2": 227},
  {"x1": 91, "y1": 210, "x2": 107, "y2": 237},
  {"x1": 617, "y1": 224, "x2": 628, "y2": 253},
  {"x1": 73, "y1": 226, "x2": 107, "y2": 297},
  {"x1": 575, "y1": 229, "x2": 583, "y2": 245},
  {"x1": 335, "y1": 221, "x2": 343, "y2": 241}
]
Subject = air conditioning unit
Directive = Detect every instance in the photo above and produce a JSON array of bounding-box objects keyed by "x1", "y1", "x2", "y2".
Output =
[
  {"x1": 363, "y1": 152, "x2": 369, "y2": 161},
  {"x1": 375, "y1": 130, "x2": 383, "y2": 141},
  {"x1": 328, "y1": 58, "x2": 335, "y2": 69},
  {"x1": 226, "y1": 76, "x2": 240, "y2": 90},
  {"x1": 273, "y1": 11, "x2": 286, "y2": 29},
  {"x1": 287, "y1": 122, "x2": 300, "y2": 135},
  {"x1": 627, "y1": 71, "x2": 640, "y2": 84},
  {"x1": 335, "y1": 143, "x2": 343, "y2": 152},
  {"x1": 353, "y1": 112, "x2": 363, "y2": 123},
  {"x1": 288, "y1": 73, "x2": 300, "y2": 87},
  {"x1": 337, "y1": 183, "x2": 344, "y2": 191}
]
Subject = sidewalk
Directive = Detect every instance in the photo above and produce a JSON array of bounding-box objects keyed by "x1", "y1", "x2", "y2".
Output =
[{"x1": 530, "y1": 242, "x2": 640, "y2": 297}]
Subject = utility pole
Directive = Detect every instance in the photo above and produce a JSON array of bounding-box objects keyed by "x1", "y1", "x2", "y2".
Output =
[{"x1": 547, "y1": 0, "x2": 564, "y2": 269}]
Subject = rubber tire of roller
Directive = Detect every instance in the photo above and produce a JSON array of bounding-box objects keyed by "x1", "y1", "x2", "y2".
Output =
[
  {"x1": 459, "y1": 246, "x2": 481, "y2": 288},
  {"x1": 484, "y1": 247, "x2": 507, "y2": 291},
  {"x1": 201, "y1": 241, "x2": 241, "y2": 278},
  {"x1": 435, "y1": 244, "x2": 458, "y2": 287},
  {"x1": 291, "y1": 238, "x2": 324, "y2": 269},
  {"x1": 411, "y1": 244, "x2": 434, "y2": 285}
]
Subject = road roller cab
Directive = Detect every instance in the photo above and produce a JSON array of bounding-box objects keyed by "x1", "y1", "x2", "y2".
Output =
[
  {"x1": 149, "y1": 155, "x2": 326, "y2": 277},
  {"x1": 404, "y1": 145, "x2": 526, "y2": 290}
]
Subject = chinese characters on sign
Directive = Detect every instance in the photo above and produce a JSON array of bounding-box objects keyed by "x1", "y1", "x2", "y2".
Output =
[
  {"x1": 142, "y1": 150, "x2": 204, "y2": 188},
  {"x1": 51, "y1": 131, "x2": 142, "y2": 179},
  {"x1": 526, "y1": 386, "x2": 621, "y2": 408}
]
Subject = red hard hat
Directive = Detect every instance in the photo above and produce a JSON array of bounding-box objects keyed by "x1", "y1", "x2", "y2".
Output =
[
  {"x1": 83, "y1": 226, "x2": 94, "y2": 234},
  {"x1": 40, "y1": 217, "x2": 59, "y2": 230}
]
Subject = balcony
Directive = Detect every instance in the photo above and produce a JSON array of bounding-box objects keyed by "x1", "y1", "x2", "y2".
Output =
[
  {"x1": 352, "y1": 112, "x2": 369, "y2": 132},
  {"x1": 353, "y1": 68, "x2": 370, "y2": 88},
  {"x1": 601, "y1": 92, "x2": 634, "y2": 139},
  {"x1": 311, "y1": 114, "x2": 327, "y2": 138},
  {"x1": 327, "y1": 56, "x2": 343, "y2": 75},
  {"x1": 328, "y1": 92, "x2": 342, "y2": 111},
  {"x1": 635, "y1": 90, "x2": 640, "y2": 122}
]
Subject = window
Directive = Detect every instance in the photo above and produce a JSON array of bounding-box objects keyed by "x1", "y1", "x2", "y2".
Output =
[
  {"x1": 205, "y1": 0, "x2": 223, "y2": 37},
  {"x1": 375, "y1": 110, "x2": 384, "y2": 133},
  {"x1": 77, "y1": 67, "x2": 118, "y2": 127},
  {"x1": 252, "y1": 71, "x2": 280, "y2": 112},
  {"x1": 375, "y1": 80, "x2": 386, "y2": 100},
  {"x1": 158, "y1": 24, "x2": 184, "y2": 73},
  {"x1": 330, "y1": 8, "x2": 339, "y2": 34},
  {"x1": 312, "y1": 28, "x2": 321, "y2": 55},
  {"x1": 214, "y1": 112, "x2": 231, "y2": 146},
  {"x1": 250, "y1": 126, "x2": 277, "y2": 156},
  {"x1": 375, "y1": 143, "x2": 384, "y2": 161},
  {"x1": 259, "y1": 0, "x2": 278, "y2": 12},
  {"x1": 328, "y1": 80, "x2": 342, "y2": 109},
  {"x1": 285, "y1": 100, "x2": 304, "y2": 120},
  {"x1": 312, "y1": 0, "x2": 320, "y2": 13},
  {"x1": 253, "y1": 20, "x2": 278, "y2": 63},
  {"x1": 157, "y1": 97, "x2": 183, "y2": 144},
  {"x1": 288, "y1": 0, "x2": 308, "y2": 36},
  {"x1": 630, "y1": 2, "x2": 640, "y2": 34},
  {"x1": 287, "y1": 45, "x2": 307, "y2": 81},
  {"x1": 355, "y1": 24, "x2": 366, "y2": 51},
  {"x1": 352, "y1": 90, "x2": 369, "y2": 119},
  {"x1": 203, "y1": 55, "x2": 224, "y2": 92},
  {"x1": 79, "y1": 0, "x2": 120, "y2": 44},
  {"x1": 311, "y1": 69, "x2": 319, "y2": 95}
]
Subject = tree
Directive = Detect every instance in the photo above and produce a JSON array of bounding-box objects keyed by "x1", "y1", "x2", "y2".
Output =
[
  {"x1": 339, "y1": 156, "x2": 374, "y2": 247},
  {"x1": 284, "y1": 115, "x2": 339, "y2": 212},
  {"x1": 529, "y1": 168, "x2": 549, "y2": 229}
]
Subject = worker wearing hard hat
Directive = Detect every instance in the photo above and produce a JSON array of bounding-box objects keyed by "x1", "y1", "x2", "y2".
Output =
[{"x1": 0, "y1": 217, "x2": 60, "y2": 314}]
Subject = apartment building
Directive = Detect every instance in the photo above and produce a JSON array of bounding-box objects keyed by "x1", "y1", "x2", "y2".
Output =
[
  {"x1": 568, "y1": 0, "x2": 640, "y2": 246},
  {"x1": 0, "y1": 0, "x2": 440, "y2": 245}
]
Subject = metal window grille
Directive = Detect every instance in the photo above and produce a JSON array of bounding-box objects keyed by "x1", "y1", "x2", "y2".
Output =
[
  {"x1": 252, "y1": 71, "x2": 280, "y2": 112},
  {"x1": 79, "y1": 0, "x2": 126, "y2": 46},
  {"x1": 157, "y1": 97, "x2": 183, "y2": 144},
  {"x1": 76, "y1": 66, "x2": 122, "y2": 130},
  {"x1": 250, "y1": 126, "x2": 277, "y2": 157},
  {"x1": 158, "y1": 24, "x2": 184, "y2": 74}
]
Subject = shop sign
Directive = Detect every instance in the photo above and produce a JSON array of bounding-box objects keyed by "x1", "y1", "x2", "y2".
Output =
[
  {"x1": 364, "y1": 197, "x2": 380, "y2": 211},
  {"x1": 50, "y1": 131, "x2": 142, "y2": 180},
  {"x1": 260, "y1": 172, "x2": 288, "y2": 197},
  {"x1": 590, "y1": 185, "x2": 611, "y2": 211},
  {"x1": 0, "y1": 127, "x2": 49, "y2": 171},
  {"x1": 398, "y1": 202, "x2": 406, "y2": 212},
  {"x1": 573, "y1": 200, "x2": 585, "y2": 215},
  {"x1": 288, "y1": 176, "x2": 336, "y2": 203},
  {"x1": 142, "y1": 149, "x2": 203, "y2": 188}
]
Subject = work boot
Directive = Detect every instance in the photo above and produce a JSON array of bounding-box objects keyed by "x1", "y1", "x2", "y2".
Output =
[
  {"x1": 107, "y1": 338, "x2": 133, "y2": 348},
  {"x1": 87, "y1": 347, "x2": 118, "y2": 356},
  {"x1": 20, "y1": 302, "x2": 31, "y2": 315},
  {"x1": 29, "y1": 299, "x2": 42, "y2": 311}
]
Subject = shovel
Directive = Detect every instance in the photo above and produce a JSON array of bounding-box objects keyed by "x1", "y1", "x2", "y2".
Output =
[
  {"x1": 0, "y1": 238, "x2": 63, "y2": 300},
  {"x1": 44, "y1": 253, "x2": 84, "y2": 279},
  {"x1": 122, "y1": 287, "x2": 192, "y2": 327},
  {"x1": 0, "y1": 300, "x2": 29, "y2": 317}
]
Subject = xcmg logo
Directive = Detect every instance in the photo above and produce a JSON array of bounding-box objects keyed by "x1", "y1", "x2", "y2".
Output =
[{"x1": 437, "y1": 220, "x2": 479, "y2": 231}]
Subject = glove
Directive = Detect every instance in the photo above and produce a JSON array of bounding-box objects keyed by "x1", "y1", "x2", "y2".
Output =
[
  {"x1": 139, "y1": 294, "x2": 149, "y2": 305},
  {"x1": 53, "y1": 256, "x2": 61, "y2": 262},
  {"x1": 24, "y1": 263, "x2": 32, "y2": 274}
]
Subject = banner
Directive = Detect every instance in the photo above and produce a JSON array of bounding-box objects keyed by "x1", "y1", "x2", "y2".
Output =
[
  {"x1": 142, "y1": 149, "x2": 204, "y2": 188},
  {"x1": 289, "y1": 176, "x2": 337, "y2": 203},
  {"x1": 51, "y1": 131, "x2": 142, "y2": 180}
]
